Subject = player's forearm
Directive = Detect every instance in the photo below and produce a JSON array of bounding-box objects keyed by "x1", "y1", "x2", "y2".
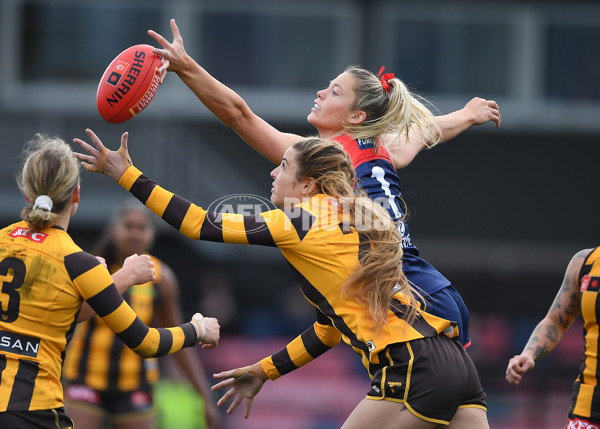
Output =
[
  {"x1": 521, "y1": 317, "x2": 566, "y2": 361},
  {"x1": 260, "y1": 323, "x2": 340, "y2": 380},
  {"x1": 434, "y1": 110, "x2": 477, "y2": 143},
  {"x1": 175, "y1": 57, "x2": 251, "y2": 130}
]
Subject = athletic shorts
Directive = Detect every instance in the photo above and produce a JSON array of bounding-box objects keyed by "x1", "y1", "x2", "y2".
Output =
[
  {"x1": 426, "y1": 285, "x2": 471, "y2": 347},
  {"x1": 0, "y1": 407, "x2": 73, "y2": 429},
  {"x1": 366, "y1": 334, "x2": 486, "y2": 425},
  {"x1": 64, "y1": 384, "x2": 153, "y2": 417}
]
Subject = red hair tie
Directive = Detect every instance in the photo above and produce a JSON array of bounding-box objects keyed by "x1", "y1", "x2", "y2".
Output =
[{"x1": 378, "y1": 66, "x2": 394, "y2": 93}]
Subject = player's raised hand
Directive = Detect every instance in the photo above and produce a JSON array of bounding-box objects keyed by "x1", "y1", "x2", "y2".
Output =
[
  {"x1": 73, "y1": 129, "x2": 132, "y2": 181},
  {"x1": 148, "y1": 19, "x2": 190, "y2": 80},
  {"x1": 462, "y1": 97, "x2": 501, "y2": 128}
]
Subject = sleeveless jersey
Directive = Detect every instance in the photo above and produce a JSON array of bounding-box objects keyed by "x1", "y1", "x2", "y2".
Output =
[
  {"x1": 570, "y1": 247, "x2": 600, "y2": 421},
  {"x1": 63, "y1": 257, "x2": 163, "y2": 392},
  {"x1": 119, "y1": 166, "x2": 455, "y2": 378},
  {"x1": 0, "y1": 221, "x2": 197, "y2": 412},
  {"x1": 333, "y1": 135, "x2": 451, "y2": 295}
]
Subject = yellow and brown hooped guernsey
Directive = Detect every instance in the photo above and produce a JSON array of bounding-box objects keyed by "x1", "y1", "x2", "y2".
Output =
[
  {"x1": 571, "y1": 247, "x2": 600, "y2": 421},
  {"x1": 0, "y1": 221, "x2": 197, "y2": 412},
  {"x1": 63, "y1": 257, "x2": 163, "y2": 392},
  {"x1": 119, "y1": 165, "x2": 454, "y2": 377}
]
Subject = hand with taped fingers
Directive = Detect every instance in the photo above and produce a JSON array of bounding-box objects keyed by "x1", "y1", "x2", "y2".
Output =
[
  {"x1": 73, "y1": 128, "x2": 132, "y2": 181},
  {"x1": 211, "y1": 363, "x2": 268, "y2": 419},
  {"x1": 191, "y1": 313, "x2": 220, "y2": 349}
]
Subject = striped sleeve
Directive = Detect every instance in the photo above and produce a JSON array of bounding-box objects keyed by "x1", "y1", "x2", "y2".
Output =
[
  {"x1": 119, "y1": 165, "x2": 301, "y2": 248},
  {"x1": 260, "y1": 321, "x2": 342, "y2": 380},
  {"x1": 65, "y1": 251, "x2": 197, "y2": 358}
]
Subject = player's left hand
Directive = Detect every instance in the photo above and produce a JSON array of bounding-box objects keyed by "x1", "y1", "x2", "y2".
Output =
[
  {"x1": 73, "y1": 129, "x2": 132, "y2": 181},
  {"x1": 212, "y1": 364, "x2": 268, "y2": 419},
  {"x1": 463, "y1": 97, "x2": 501, "y2": 128}
]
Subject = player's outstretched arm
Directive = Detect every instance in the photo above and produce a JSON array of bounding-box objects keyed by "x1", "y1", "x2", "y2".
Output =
[
  {"x1": 212, "y1": 363, "x2": 268, "y2": 419},
  {"x1": 385, "y1": 97, "x2": 501, "y2": 169},
  {"x1": 505, "y1": 249, "x2": 589, "y2": 385},
  {"x1": 148, "y1": 19, "x2": 300, "y2": 164}
]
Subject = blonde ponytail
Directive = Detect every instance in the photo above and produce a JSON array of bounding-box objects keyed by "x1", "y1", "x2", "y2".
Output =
[{"x1": 343, "y1": 65, "x2": 442, "y2": 151}]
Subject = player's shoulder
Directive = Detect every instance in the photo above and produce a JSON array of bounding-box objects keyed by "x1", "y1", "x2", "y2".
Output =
[{"x1": 576, "y1": 247, "x2": 600, "y2": 265}]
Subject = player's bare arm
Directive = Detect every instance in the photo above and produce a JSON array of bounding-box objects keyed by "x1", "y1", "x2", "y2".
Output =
[
  {"x1": 385, "y1": 97, "x2": 501, "y2": 169},
  {"x1": 506, "y1": 249, "x2": 589, "y2": 385}
]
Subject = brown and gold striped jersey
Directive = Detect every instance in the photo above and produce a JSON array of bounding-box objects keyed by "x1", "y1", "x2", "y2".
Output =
[
  {"x1": 119, "y1": 166, "x2": 454, "y2": 379},
  {"x1": 571, "y1": 247, "x2": 600, "y2": 420},
  {"x1": 0, "y1": 221, "x2": 197, "y2": 412},
  {"x1": 63, "y1": 257, "x2": 163, "y2": 392}
]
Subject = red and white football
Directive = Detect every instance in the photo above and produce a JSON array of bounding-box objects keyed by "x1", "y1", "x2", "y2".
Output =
[{"x1": 96, "y1": 44, "x2": 161, "y2": 124}]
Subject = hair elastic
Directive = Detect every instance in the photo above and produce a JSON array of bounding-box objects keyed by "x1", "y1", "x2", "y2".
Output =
[
  {"x1": 378, "y1": 66, "x2": 395, "y2": 93},
  {"x1": 33, "y1": 195, "x2": 53, "y2": 211}
]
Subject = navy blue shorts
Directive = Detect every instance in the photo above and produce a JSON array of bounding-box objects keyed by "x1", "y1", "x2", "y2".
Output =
[{"x1": 425, "y1": 286, "x2": 471, "y2": 347}]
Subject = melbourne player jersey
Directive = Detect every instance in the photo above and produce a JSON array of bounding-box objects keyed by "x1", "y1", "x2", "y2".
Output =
[
  {"x1": 63, "y1": 257, "x2": 163, "y2": 392},
  {"x1": 570, "y1": 247, "x2": 600, "y2": 421},
  {"x1": 0, "y1": 221, "x2": 197, "y2": 412},
  {"x1": 119, "y1": 166, "x2": 455, "y2": 377},
  {"x1": 333, "y1": 135, "x2": 451, "y2": 295}
]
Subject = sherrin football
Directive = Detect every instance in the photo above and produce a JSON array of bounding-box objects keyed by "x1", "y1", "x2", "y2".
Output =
[{"x1": 96, "y1": 44, "x2": 161, "y2": 124}]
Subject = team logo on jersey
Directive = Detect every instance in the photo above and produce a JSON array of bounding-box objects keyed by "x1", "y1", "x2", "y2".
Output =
[
  {"x1": 0, "y1": 329, "x2": 40, "y2": 357},
  {"x1": 581, "y1": 275, "x2": 600, "y2": 292},
  {"x1": 9, "y1": 227, "x2": 48, "y2": 243},
  {"x1": 366, "y1": 340, "x2": 376, "y2": 351}
]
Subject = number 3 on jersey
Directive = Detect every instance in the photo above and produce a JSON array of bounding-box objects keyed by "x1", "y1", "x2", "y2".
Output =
[{"x1": 0, "y1": 257, "x2": 26, "y2": 323}]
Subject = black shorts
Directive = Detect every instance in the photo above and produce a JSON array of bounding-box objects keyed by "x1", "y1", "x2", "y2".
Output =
[
  {"x1": 366, "y1": 334, "x2": 486, "y2": 425},
  {"x1": 64, "y1": 384, "x2": 153, "y2": 418},
  {"x1": 0, "y1": 407, "x2": 73, "y2": 429}
]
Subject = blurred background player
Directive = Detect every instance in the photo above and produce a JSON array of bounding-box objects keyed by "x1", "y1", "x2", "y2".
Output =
[
  {"x1": 63, "y1": 199, "x2": 220, "y2": 429},
  {"x1": 506, "y1": 247, "x2": 600, "y2": 428}
]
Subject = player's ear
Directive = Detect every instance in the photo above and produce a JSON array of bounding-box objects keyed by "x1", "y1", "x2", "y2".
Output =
[
  {"x1": 73, "y1": 186, "x2": 81, "y2": 203},
  {"x1": 348, "y1": 110, "x2": 366, "y2": 125},
  {"x1": 302, "y1": 177, "x2": 317, "y2": 195}
]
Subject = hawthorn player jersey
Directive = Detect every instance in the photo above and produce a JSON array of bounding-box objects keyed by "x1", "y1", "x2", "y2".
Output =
[
  {"x1": 119, "y1": 166, "x2": 454, "y2": 377},
  {"x1": 0, "y1": 221, "x2": 197, "y2": 412},
  {"x1": 63, "y1": 257, "x2": 163, "y2": 392},
  {"x1": 571, "y1": 247, "x2": 600, "y2": 421},
  {"x1": 333, "y1": 135, "x2": 451, "y2": 296}
]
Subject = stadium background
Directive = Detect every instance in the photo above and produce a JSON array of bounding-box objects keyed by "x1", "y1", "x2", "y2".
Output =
[{"x1": 1, "y1": 0, "x2": 599, "y2": 427}]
